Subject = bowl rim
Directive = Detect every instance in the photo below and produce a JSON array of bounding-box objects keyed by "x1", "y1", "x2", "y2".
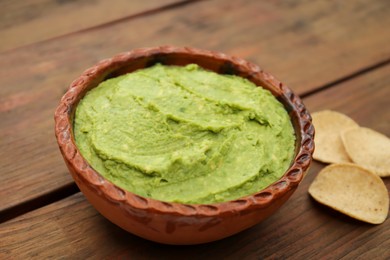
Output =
[{"x1": 54, "y1": 45, "x2": 314, "y2": 217}]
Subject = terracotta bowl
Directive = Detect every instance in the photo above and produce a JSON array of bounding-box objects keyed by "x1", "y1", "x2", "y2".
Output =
[{"x1": 54, "y1": 46, "x2": 314, "y2": 245}]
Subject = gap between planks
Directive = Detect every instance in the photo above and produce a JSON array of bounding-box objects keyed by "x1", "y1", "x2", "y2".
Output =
[
  {"x1": 301, "y1": 57, "x2": 390, "y2": 98},
  {"x1": 0, "y1": 182, "x2": 79, "y2": 224}
]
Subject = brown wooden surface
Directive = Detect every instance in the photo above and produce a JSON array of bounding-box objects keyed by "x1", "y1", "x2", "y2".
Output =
[
  {"x1": 0, "y1": 0, "x2": 184, "y2": 52},
  {"x1": 0, "y1": 0, "x2": 389, "y2": 258},
  {"x1": 1, "y1": 62, "x2": 389, "y2": 259},
  {"x1": 1, "y1": 0, "x2": 390, "y2": 215}
]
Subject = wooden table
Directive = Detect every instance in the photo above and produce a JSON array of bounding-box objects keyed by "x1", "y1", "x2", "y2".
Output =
[{"x1": 1, "y1": 0, "x2": 389, "y2": 258}]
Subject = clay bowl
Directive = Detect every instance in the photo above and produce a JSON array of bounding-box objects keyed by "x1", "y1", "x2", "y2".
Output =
[{"x1": 54, "y1": 46, "x2": 314, "y2": 245}]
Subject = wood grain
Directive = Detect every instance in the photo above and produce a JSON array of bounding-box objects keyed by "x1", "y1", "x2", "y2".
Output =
[
  {"x1": 0, "y1": 0, "x2": 184, "y2": 52},
  {"x1": 1, "y1": 63, "x2": 389, "y2": 259},
  {"x1": 1, "y1": 0, "x2": 390, "y2": 217},
  {"x1": 303, "y1": 65, "x2": 390, "y2": 137}
]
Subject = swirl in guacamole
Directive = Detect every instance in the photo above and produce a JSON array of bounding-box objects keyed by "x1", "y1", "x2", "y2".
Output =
[{"x1": 74, "y1": 64, "x2": 295, "y2": 204}]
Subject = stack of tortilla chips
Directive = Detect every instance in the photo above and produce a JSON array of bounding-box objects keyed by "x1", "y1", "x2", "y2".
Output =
[{"x1": 309, "y1": 110, "x2": 389, "y2": 224}]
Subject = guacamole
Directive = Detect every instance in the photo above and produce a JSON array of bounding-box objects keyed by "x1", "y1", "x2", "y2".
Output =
[{"x1": 74, "y1": 64, "x2": 295, "y2": 204}]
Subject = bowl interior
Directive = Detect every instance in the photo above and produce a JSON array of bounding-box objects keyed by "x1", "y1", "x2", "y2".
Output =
[{"x1": 59, "y1": 46, "x2": 314, "y2": 212}]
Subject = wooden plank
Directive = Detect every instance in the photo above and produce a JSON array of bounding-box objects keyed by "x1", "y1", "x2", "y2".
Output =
[
  {"x1": 1, "y1": 0, "x2": 390, "y2": 214},
  {"x1": 0, "y1": 0, "x2": 184, "y2": 52},
  {"x1": 1, "y1": 64, "x2": 389, "y2": 259},
  {"x1": 0, "y1": 193, "x2": 130, "y2": 258},
  {"x1": 304, "y1": 67, "x2": 390, "y2": 137}
]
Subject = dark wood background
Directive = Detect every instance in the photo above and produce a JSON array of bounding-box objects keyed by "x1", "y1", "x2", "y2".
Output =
[{"x1": 1, "y1": 0, "x2": 389, "y2": 258}]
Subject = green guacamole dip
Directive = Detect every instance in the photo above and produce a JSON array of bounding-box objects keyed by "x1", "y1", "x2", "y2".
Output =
[{"x1": 74, "y1": 64, "x2": 295, "y2": 204}]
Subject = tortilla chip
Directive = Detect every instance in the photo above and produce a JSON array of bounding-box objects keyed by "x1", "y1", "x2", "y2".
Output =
[
  {"x1": 309, "y1": 163, "x2": 389, "y2": 224},
  {"x1": 342, "y1": 127, "x2": 390, "y2": 177},
  {"x1": 312, "y1": 110, "x2": 359, "y2": 163}
]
